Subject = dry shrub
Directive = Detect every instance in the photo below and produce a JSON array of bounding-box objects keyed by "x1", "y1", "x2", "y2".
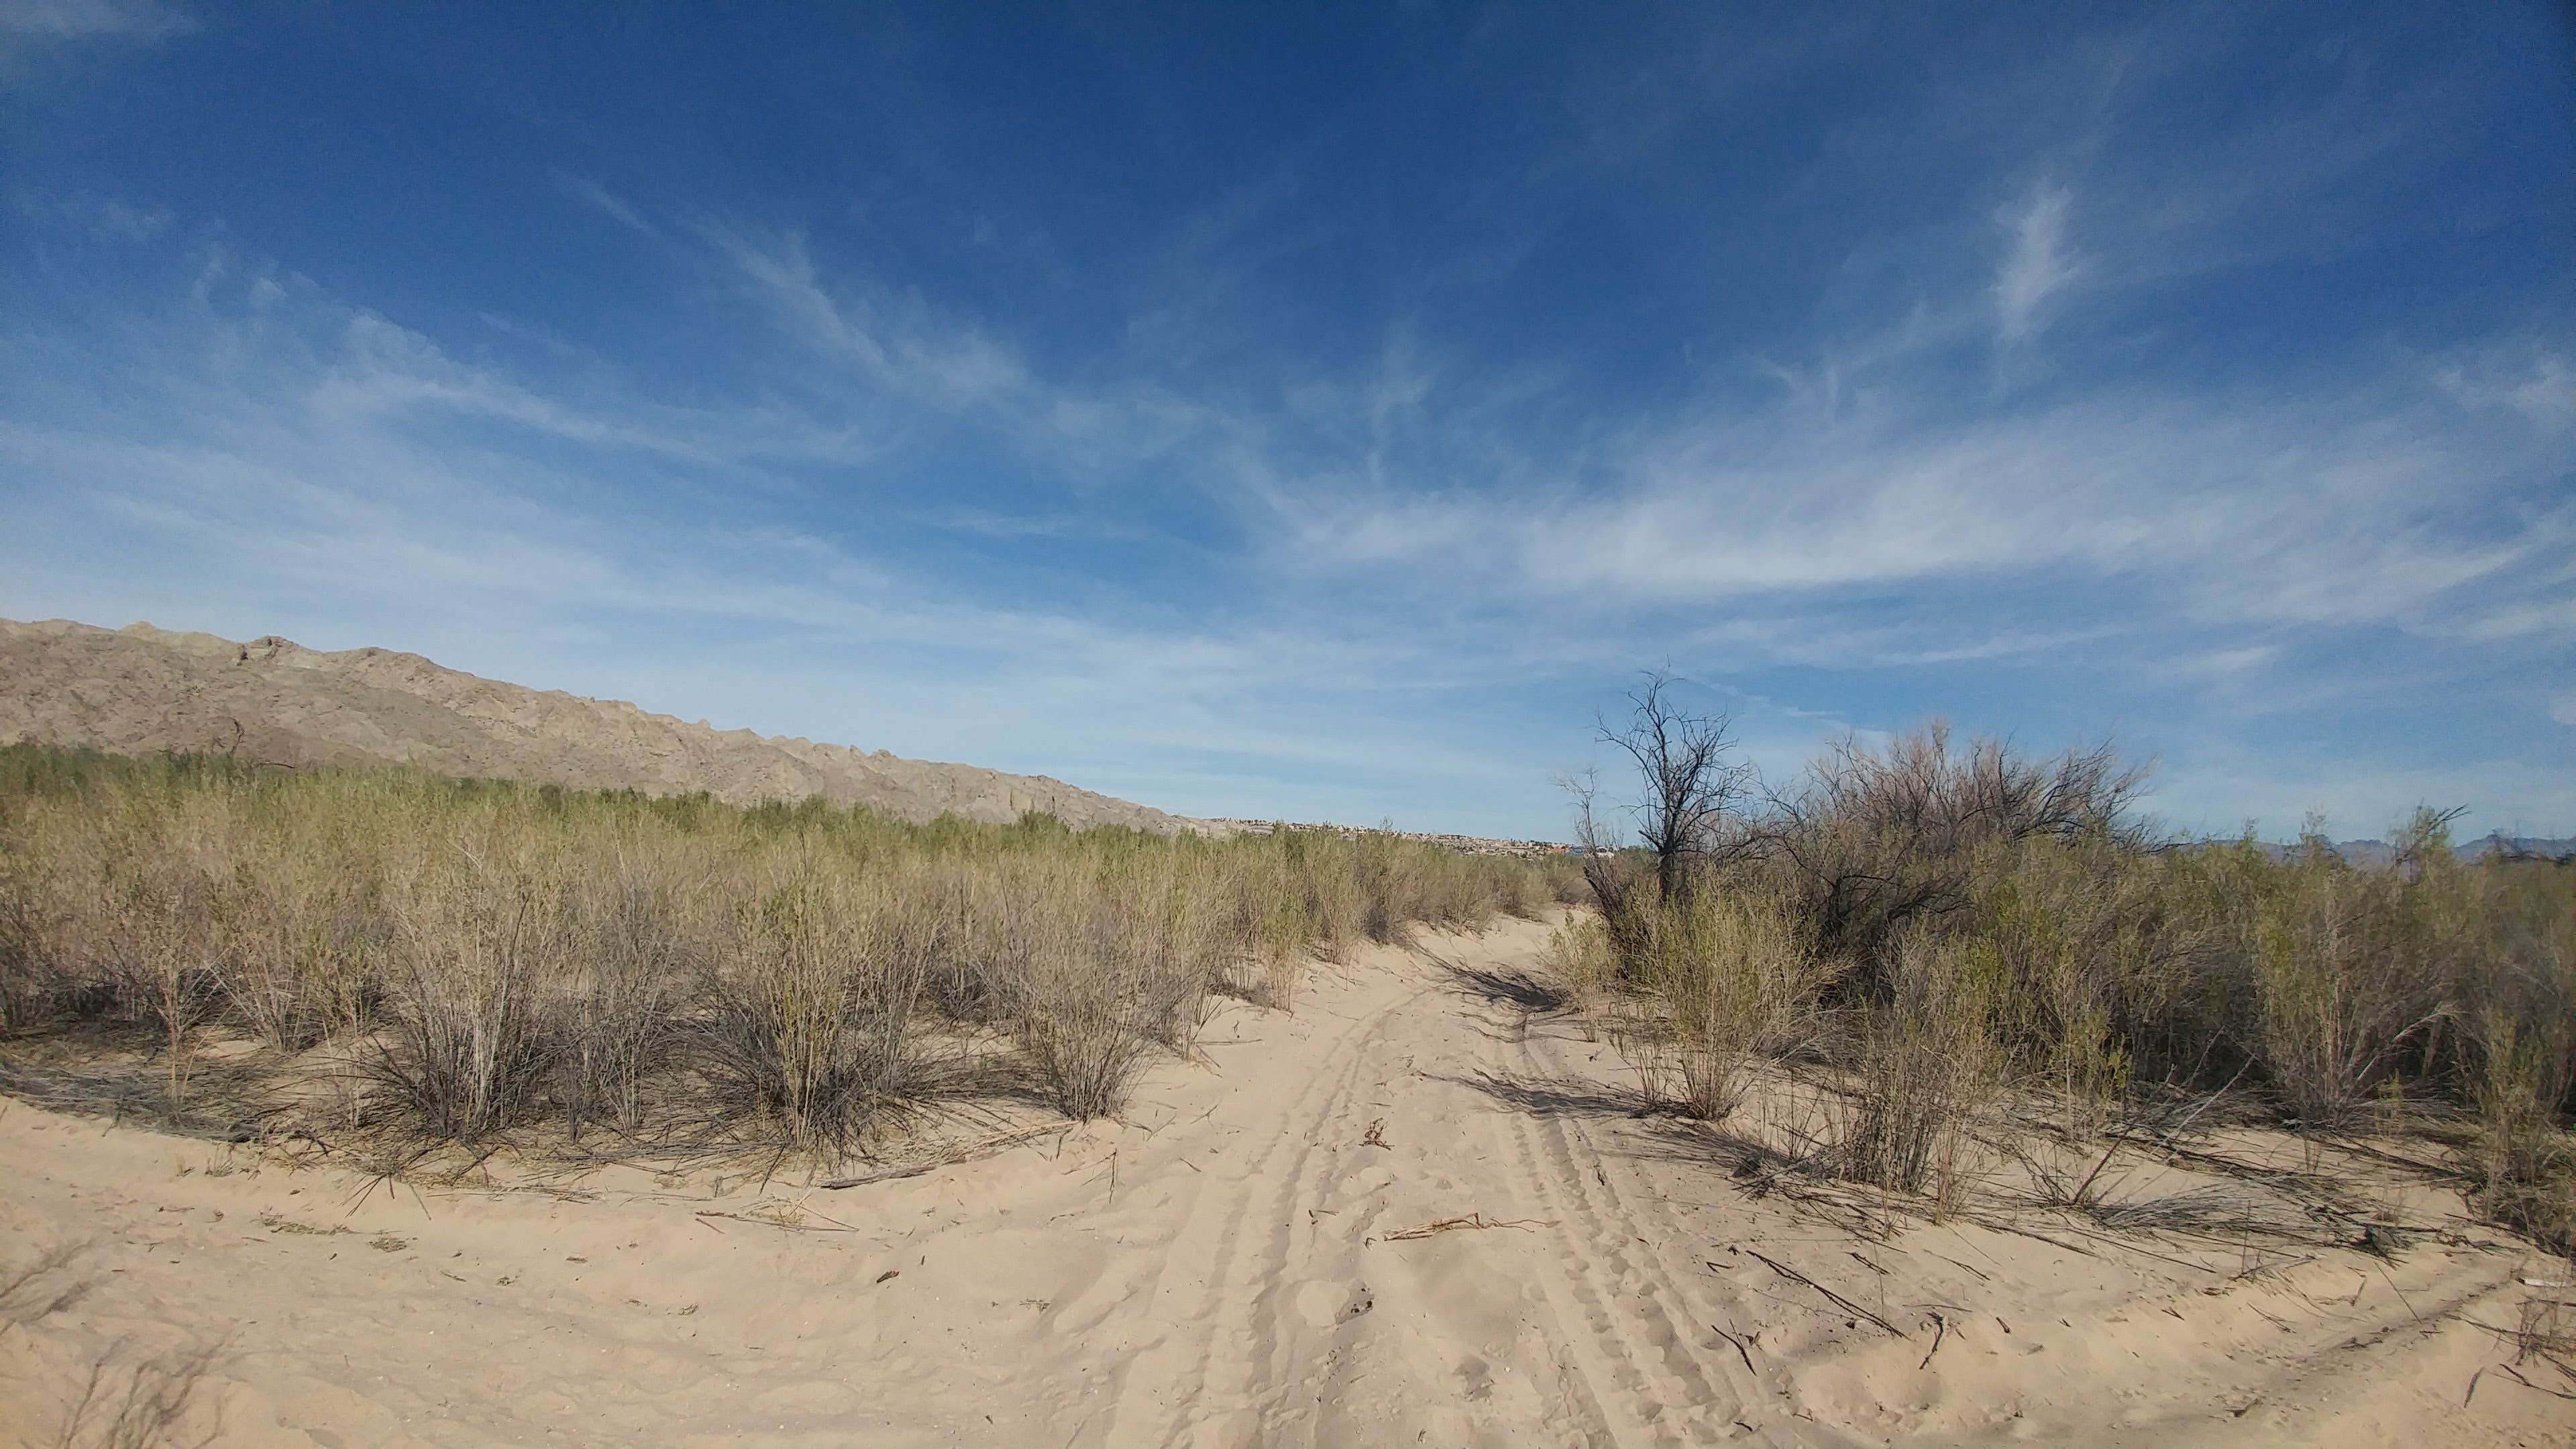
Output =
[
  {"x1": 2519, "y1": 1292, "x2": 2575, "y2": 1368},
  {"x1": 1017, "y1": 924, "x2": 1155, "y2": 1119},
  {"x1": 698, "y1": 863, "x2": 932, "y2": 1152},
  {"x1": 559, "y1": 863, "x2": 696, "y2": 1137},
  {"x1": 207, "y1": 833, "x2": 380, "y2": 1053},
  {"x1": 1543, "y1": 914, "x2": 1619, "y2": 1008},
  {"x1": 1970, "y1": 837, "x2": 2161, "y2": 1129},
  {"x1": 1550, "y1": 698, "x2": 2576, "y2": 1247},
  {"x1": 1766, "y1": 722, "x2": 2146, "y2": 971},
  {"x1": 101, "y1": 849, "x2": 223, "y2": 1108},
  {"x1": 2469, "y1": 859, "x2": 2576, "y2": 1118},
  {"x1": 2249, "y1": 837, "x2": 2458, "y2": 1128},
  {"x1": 2473, "y1": 1013, "x2": 2576, "y2": 1252},
  {"x1": 1838, "y1": 928, "x2": 2004, "y2": 1203},
  {"x1": 1494, "y1": 865, "x2": 1544, "y2": 922},
  {"x1": 1356, "y1": 835, "x2": 1425, "y2": 945},
  {"x1": 1635, "y1": 890, "x2": 1819, "y2": 1121},
  {"x1": 0, "y1": 743, "x2": 1601, "y2": 1161},
  {"x1": 365, "y1": 839, "x2": 570, "y2": 1144},
  {"x1": 0, "y1": 868, "x2": 47, "y2": 1032},
  {"x1": 1250, "y1": 888, "x2": 1314, "y2": 1009},
  {"x1": 1012, "y1": 855, "x2": 1226, "y2": 1118}
]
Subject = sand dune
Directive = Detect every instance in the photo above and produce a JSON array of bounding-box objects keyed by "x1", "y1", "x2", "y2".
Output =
[
  {"x1": 1, "y1": 918, "x2": 2562, "y2": 1447},
  {"x1": 0, "y1": 618, "x2": 1185, "y2": 830}
]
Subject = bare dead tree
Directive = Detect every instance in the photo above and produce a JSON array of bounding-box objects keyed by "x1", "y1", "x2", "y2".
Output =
[
  {"x1": 1556, "y1": 765, "x2": 1636, "y2": 924},
  {"x1": 1597, "y1": 672, "x2": 1754, "y2": 904}
]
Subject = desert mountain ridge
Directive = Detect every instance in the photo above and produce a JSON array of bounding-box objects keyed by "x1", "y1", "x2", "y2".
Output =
[
  {"x1": 2258, "y1": 835, "x2": 2576, "y2": 867},
  {"x1": 0, "y1": 617, "x2": 1194, "y2": 831}
]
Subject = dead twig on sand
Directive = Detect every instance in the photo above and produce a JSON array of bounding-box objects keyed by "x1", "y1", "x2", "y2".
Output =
[
  {"x1": 818, "y1": 1165, "x2": 932, "y2": 1190},
  {"x1": 1361, "y1": 1118, "x2": 1390, "y2": 1149},
  {"x1": 1711, "y1": 1324, "x2": 1756, "y2": 1375},
  {"x1": 2495, "y1": 1362, "x2": 2576, "y2": 1401},
  {"x1": 1917, "y1": 1311, "x2": 1947, "y2": 1370},
  {"x1": 692, "y1": 1209, "x2": 854, "y2": 1234},
  {"x1": 1381, "y1": 1213, "x2": 1554, "y2": 1242},
  {"x1": 1746, "y1": 1249, "x2": 1903, "y2": 1337}
]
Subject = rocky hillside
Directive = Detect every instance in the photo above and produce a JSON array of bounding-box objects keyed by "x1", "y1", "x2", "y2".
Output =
[{"x1": 0, "y1": 619, "x2": 1188, "y2": 830}]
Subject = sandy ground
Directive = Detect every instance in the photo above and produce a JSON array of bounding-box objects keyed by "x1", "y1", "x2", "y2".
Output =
[{"x1": 2, "y1": 916, "x2": 2569, "y2": 1446}]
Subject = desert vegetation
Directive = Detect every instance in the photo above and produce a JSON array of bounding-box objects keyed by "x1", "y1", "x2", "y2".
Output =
[
  {"x1": 1557, "y1": 675, "x2": 2576, "y2": 1250},
  {"x1": 0, "y1": 743, "x2": 1578, "y2": 1164}
]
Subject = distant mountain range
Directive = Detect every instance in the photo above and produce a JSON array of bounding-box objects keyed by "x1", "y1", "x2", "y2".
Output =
[
  {"x1": 0, "y1": 618, "x2": 1189, "y2": 832},
  {"x1": 2259, "y1": 835, "x2": 2576, "y2": 868}
]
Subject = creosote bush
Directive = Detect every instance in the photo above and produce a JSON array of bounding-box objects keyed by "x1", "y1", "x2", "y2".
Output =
[{"x1": 0, "y1": 744, "x2": 1563, "y2": 1159}]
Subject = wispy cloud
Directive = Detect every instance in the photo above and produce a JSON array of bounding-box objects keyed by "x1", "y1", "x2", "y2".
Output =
[
  {"x1": 1, "y1": 0, "x2": 190, "y2": 43},
  {"x1": 1273, "y1": 380, "x2": 2566, "y2": 640},
  {"x1": 698, "y1": 220, "x2": 1032, "y2": 411},
  {"x1": 2158, "y1": 645, "x2": 2279, "y2": 679},
  {"x1": 9, "y1": 189, "x2": 174, "y2": 239},
  {"x1": 2436, "y1": 343, "x2": 2576, "y2": 432},
  {"x1": 1993, "y1": 180, "x2": 2080, "y2": 344},
  {"x1": 552, "y1": 173, "x2": 657, "y2": 239}
]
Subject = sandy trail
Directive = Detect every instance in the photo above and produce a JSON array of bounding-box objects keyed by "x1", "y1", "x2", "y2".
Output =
[{"x1": 2, "y1": 916, "x2": 2567, "y2": 1446}]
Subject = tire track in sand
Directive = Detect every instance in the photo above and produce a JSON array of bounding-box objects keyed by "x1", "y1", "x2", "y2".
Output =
[
  {"x1": 1085, "y1": 970, "x2": 1425, "y2": 1447},
  {"x1": 1478, "y1": 982, "x2": 1746, "y2": 1446}
]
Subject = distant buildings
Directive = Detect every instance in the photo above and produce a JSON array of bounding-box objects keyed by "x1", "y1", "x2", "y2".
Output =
[{"x1": 1201, "y1": 817, "x2": 1574, "y2": 859}]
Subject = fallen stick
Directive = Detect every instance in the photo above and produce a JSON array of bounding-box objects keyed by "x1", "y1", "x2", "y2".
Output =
[
  {"x1": 1382, "y1": 1214, "x2": 1554, "y2": 1242},
  {"x1": 2496, "y1": 1363, "x2": 2576, "y2": 1402},
  {"x1": 694, "y1": 1210, "x2": 855, "y2": 1233},
  {"x1": 818, "y1": 1165, "x2": 934, "y2": 1190},
  {"x1": 2051, "y1": 1222, "x2": 2209, "y2": 1273},
  {"x1": 1746, "y1": 1249, "x2": 1902, "y2": 1337},
  {"x1": 1711, "y1": 1324, "x2": 1756, "y2": 1375},
  {"x1": 1917, "y1": 1311, "x2": 1947, "y2": 1371},
  {"x1": 1970, "y1": 1216, "x2": 2103, "y2": 1261}
]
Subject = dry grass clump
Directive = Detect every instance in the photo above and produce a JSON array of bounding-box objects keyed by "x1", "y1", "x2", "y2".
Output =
[
  {"x1": 2241, "y1": 831, "x2": 2460, "y2": 1129},
  {"x1": 2519, "y1": 1291, "x2": 2576, "y2": 1371},
  {"x1": 1835, "y1": 929, "x2": 2004, "y2": 1202},
  {"x1": 366, "y1": 837, "x2": 570, "y2": 1144},
  {"x1": 561, "y1": 865, "x2": 697, "y2": 1138},
  {"x1": 1004, "y1": 853, "x2": 1234, "y2": 1118},
  {"x1": 695, "y1": 864, "x2": 934, "y2": 1150},
  {"x1": 2471, "y1": 1013, "x2": 2576, "y2": 1253},
  {"x1": 1564, "y1": 690, "x2": 2576, "y2": 1248},
  {"x1": 1625, "y1": 889, "x2": 1821, "y2": 1120},
  {"x1": 0, "y1": 743, "x2": 1562, "y2": 1164},
  {"x1": 1542, "y1": 914, "x2": 1619, "y2": 1016}
]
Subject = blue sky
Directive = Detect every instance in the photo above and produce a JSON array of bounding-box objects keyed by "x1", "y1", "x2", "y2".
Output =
[{"x1": 3, "y1": 2, "x2": 2571, "y2": 841}]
